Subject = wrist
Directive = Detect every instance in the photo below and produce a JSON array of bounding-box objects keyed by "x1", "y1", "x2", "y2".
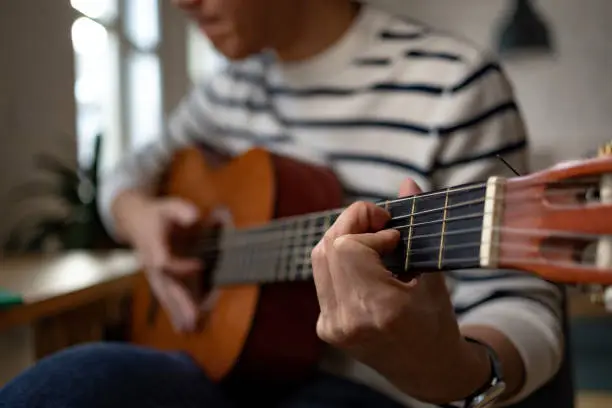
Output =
[
  {"x1": 406, "y1": 338, "x2": 491, "y2": 405},
  {"x1": 387, "y1": 337, "x2": 492, "y2": 405},
  {"x1": 444, "y1": 338, "x2": 493, "y2": 403},
  {"x1": 112, "y1": 189, "x2": 152, "y2": 241}
]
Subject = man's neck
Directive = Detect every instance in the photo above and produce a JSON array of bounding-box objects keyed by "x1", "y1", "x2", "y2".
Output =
[{"x1": 274, "y1": 1, "x2": 361, "y2": 62}]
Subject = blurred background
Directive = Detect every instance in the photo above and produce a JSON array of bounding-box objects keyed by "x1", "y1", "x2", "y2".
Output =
[{"x1": 1, "y1": 0, "x2": 612, "y2": 406}]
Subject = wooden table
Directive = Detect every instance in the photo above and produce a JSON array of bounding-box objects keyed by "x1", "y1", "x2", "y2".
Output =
[
  {"x1": 1, "y1": 251, "x2": 612, "y2": 405},
  {"x1": 0, "y1": 250, "x2": 141, "y2": 384}
]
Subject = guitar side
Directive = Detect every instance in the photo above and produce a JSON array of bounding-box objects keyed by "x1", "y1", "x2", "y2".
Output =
[{"x1": 130, "y1": 147, "x2": 344, "y2": 386}]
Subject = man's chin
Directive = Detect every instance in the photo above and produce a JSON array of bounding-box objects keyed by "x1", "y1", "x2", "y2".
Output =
[{"x1": 211, "y1": 39, "x2": 261, "y2": 61}]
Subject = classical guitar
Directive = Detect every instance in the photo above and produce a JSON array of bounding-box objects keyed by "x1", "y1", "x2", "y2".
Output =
[{"x1": 131, "y1": 145, "x2": 612, "y2": 387}]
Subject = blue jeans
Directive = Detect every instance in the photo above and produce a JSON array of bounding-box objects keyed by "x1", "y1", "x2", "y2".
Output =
[{"x1": 0, "y1": 342, "x2": 405, "y2": 407}]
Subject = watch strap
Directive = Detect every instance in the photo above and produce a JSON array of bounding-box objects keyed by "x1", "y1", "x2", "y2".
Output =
[{"x1": 439, "y1": 337, "x2": 505, "y2": 408}]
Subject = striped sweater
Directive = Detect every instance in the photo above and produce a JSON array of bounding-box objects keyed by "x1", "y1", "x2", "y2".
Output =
[{"x1": 98, "y1": 4, "x2": 563, "y2": 407}]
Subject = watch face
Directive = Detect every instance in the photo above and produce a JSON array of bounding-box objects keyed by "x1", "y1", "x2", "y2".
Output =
[{"x1": 471, "y1": 382, "x2": 506, "y2": 408}]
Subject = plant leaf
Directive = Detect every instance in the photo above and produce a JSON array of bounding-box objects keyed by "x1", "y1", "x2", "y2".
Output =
[
  {"x1": 4, "y1": 179, "x2": 61, "y2": 205},
  {"x1": 34, "y1": 153, "x2": 79, "y2": 184}
]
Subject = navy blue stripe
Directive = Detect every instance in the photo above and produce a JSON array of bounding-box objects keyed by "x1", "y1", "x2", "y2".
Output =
[
  {"x1": 205, "y1": 91, "x2": 514, "y2": 140},
  {"x1": 267, "y1": 82, "x2": 445, "y2": 97},
  {"x1": 439, "y1": 101, "x2": 518, "y2": 135},
  {"x1": 270, "y1": 87, "x2": 354, "y2": 97},
  {"x1": 354, "y1": 57, "x2": 391, "y2": 66},
  {"x1": 224, "y1": 128, "x2": 291, "y2": 144},
  {"x1": 454, "y1": 290, "x2": 561, "y2": 318},
  {"x1": 228, "y1": 63, "x2": 502, "y2": 99},
  {"x1": 433, "y1": 139, "x2": 527, "y2": 171},
  {"x1": 373, "y1": 83, "x2": 443, "y2": 95},
  {"x1": 229, "y1": 70, "x2": 265, "y2": 86},
  {"x1": 205, "y1": 85, "x2": 269, "y2": 111},
  {"x1": 229, "y1": 69, "x2": 447, "y2": 97},
  {"x1": 405, "y1": 50, "x2": 463, "y2": 62},
  {"x1": 283, "y1": 117, "x2": 431, "y2": 134},
  {"x1": 452, "y1": 62, "x2": 502, "y2": 93},
  {"x1": 227, "y1": 61, "x2": 502, "y2": 101},
  {"x1": 379, "y1": 30, "x2": 425, "y2": 40},
  {"x1": 282, "y1": 102, "x2": 514, "y2": 135},
  {"x1": 269, "y1": 83, "x2": 444, "y2": 97},
  {"x1": 330, "y1": 153, "x2": 429, "y2": 176}
]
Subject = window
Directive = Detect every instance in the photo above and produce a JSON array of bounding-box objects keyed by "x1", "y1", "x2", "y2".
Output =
[
  {"x1": 70, "y1": 0, "x2": 163, "y2": 170},
  {"x1": 70, "y1": 0, "x2": 119, "y2": 169}
]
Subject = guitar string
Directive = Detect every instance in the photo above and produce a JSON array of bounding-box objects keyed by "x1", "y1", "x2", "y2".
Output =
[
  {"x1": 229, "y1": 177, "x2": 600, "y2": 234},
  {"x1": 396, "y1": 255, "x2": 608, "y2": 274},
  {"x1": 213, "y1": 241, "x2": 609, "y2": 285},
  {"x1": 204, "y1": 179, "x2": 595, "y2": 236},
  {"x1": 189, "y1": 183, "x2": 598, "y2": 247},
  {"x1": 188, "y1": 185, "x2": 601, "y2": 252},
  {"x1": 216, "y1": 239, "x2": 599, "y2": 270},
  {"x1": 210, "y1": 228, "x2": 604, "y2": 279}
]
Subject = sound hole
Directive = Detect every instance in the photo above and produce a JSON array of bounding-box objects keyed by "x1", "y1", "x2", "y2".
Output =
[{"x1": 170, "y1": 222, "x2": 222, "y2": 301}]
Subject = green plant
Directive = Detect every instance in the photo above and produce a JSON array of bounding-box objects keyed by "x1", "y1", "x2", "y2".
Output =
[{"x1": 2, "y1": 133, "x2": 114, "y2": 252}]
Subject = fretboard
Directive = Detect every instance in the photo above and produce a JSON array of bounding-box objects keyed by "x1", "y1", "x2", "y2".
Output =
[{"x1": 208, "y1": 181, "x2": 490, "y2": 286}]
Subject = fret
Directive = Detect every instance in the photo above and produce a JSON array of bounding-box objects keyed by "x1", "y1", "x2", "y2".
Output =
[
  {"x1": 293, "y1": 218, "x2": 307, "y2": 280},
  {"x1": 287, "y1": 219, "x2": 300, "y2": 280},
  {"x1": 323, "y1": 213, "x2": 332, "y2": 231},
  {"x1": 440, "y1": 183, "x2": 487, "y2": 270},
  {"x1": 261, "y1": 224, "x2": 279, "y2": 281},
  {"x1": 438, "y1": 188, "x2": 450, "y2": 269},
  {"x1": 279, "y1": 221, "x2": 293, "y2": 281},
  {"x1": 404, "y1": 196, "x2": 416, "y2": 271},
  {"x1": 303, "y1": 216, "x2": 316, "y2": 278},
  {"x1": 384, "y1": 183, "x2": 486, "y2": 274},
  {"x1": 274, "y1": 224, "x2": 286, "y2": 279}
]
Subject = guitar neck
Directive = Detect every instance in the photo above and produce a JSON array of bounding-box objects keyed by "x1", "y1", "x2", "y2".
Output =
[{"x1": 209, "y1": 177, "x2": 502, "y2": 286}]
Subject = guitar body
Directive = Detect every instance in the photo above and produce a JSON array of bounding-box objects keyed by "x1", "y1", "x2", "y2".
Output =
[{"x1": 131, "y1": 147, "x2": 344, "y2": 386}]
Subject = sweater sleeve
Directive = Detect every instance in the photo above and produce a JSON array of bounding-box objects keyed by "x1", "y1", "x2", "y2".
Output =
[
  {"x1": 429, "y1": 55, "x2": 564, "y2": 404},
  {"x1": 97, "y1": 78, "x2": 230, "y2": 240}
]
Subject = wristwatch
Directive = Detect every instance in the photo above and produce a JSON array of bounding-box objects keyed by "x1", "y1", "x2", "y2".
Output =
[{"x1": 443, "y1": 337, "x2": 506, "y2": 408}]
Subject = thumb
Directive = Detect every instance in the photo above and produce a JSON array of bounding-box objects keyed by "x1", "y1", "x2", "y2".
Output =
[
  {"x1": 398, "y1": 178, "x2": 422, "y2": 197},
  {"x1": 335, "y1": 229, "x2": 400, "y2": 256},
  {"x1": 159, "y1": 198, "x2": 200, "y2": 226}
]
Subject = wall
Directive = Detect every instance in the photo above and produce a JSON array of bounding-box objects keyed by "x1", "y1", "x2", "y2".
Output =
[
  {"x1": 0, "y1": 0, "x2": 77, "y2": 246},
  {"x1": 372, "y1": 0, "x2": 612, "y2": 169},
  {"x1": 0, "y1": 0, "x2": 76, "y2": 383}
]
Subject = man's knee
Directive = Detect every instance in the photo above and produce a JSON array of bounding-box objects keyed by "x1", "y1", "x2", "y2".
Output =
[{"x1": 0, "y1": 342, "x2": 214, "y2": 408}]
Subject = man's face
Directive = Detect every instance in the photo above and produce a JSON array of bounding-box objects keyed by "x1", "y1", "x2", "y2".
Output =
[{"x1": 175, "y1": 0, "x2": 298, "y2": 60}]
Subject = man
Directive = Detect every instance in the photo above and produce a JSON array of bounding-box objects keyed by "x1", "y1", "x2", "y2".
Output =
[{"x1": 0, "y1": 0, "x2": 563, "y2": 407}]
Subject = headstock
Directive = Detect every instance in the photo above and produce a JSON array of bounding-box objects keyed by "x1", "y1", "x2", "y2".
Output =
[{"x1": 494, "y1": 149, "x2": 612, "y2": 287}]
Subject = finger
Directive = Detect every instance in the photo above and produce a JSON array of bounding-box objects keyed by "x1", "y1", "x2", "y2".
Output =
[
  {"x1": 147, "y1": 269, "x2": 198, "y2": 332},
  {"x1": 315, "y1": 202, "x2": 388, "y2": 315},
  {"x1": 205, "y1": 206, "x2": 235, "y2": 227},
  {"x1": 327, "y1": 232, "x2": 398, "y2": 301},
  {"x1": 334, "y1": 229, "x2": 401, "y2": 257},
  {"x1": 200, "y1": 289, "x2": 221, "y2": 313},
  {"x1": 160, "y1": 198, "x2": 200, "y2": 226},
  {"x1": 141, "y1": 236, "x2": 169, "y2": 271},
  {"x1": 164, "y1": 280, "x2": 199, "y2": 332},
  {"x1": 331, "y1": 230, "x2": 400, "y2": 285},
  {"x1": 165, "y1": 257, "x2": 203, "y2": 276},
  {"x1": 326, "y1": 201, "x2": 390, "y2": 241},
  {"x1": 398, "y1": 178, "x2": 422, "y2": 197},
  {"x1": 311, "y1": 241, "x2": 338, "y2": 314}
]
